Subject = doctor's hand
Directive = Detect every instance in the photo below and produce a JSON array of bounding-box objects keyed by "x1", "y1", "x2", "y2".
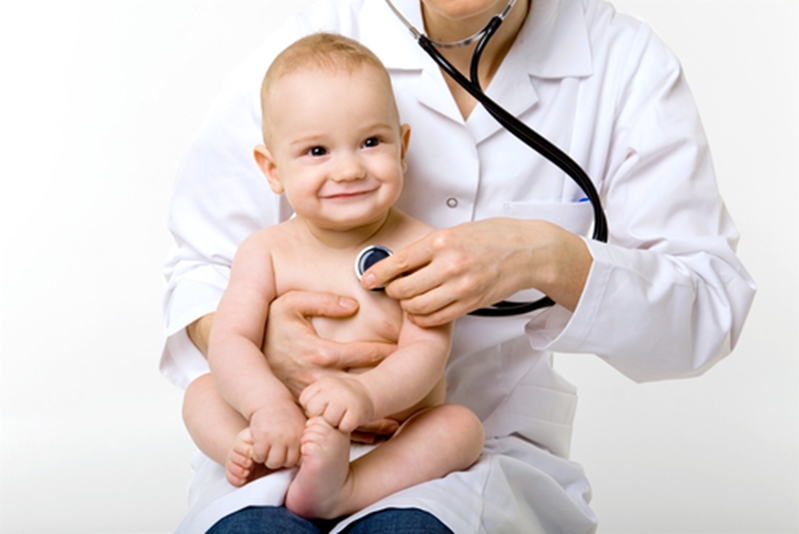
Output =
[
  {"x1": 361, "y1": 218, "x2": 592, "y2": 328},
  {"x1": 262, "y1": 290, "x2": 396, "y2": 397}
]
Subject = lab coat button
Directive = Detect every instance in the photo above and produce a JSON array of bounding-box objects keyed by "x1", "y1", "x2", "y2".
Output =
[{"x1": 446, "y1": 197, "x2": 458, "y2": 208}]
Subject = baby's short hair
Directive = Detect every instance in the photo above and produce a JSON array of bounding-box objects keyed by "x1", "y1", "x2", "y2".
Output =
[
  {"x1": 264, "y1": 33, "x2": 387, "y2": 86},
  {"x1": 260, "y1": 33, "x2": 393, "y2": 142}
]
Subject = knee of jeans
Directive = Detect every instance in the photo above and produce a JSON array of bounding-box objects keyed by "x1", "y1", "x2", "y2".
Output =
[
  {"x1": 206, "y1": 506, "x2": 327, "y2": 534},
  {"x1": 343, "y1": 508, "x2": 453, "y2": 534}
]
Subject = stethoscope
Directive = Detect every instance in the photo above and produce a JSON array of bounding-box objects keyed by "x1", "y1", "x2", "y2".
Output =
[{"x1": 355, "y1": 0, "x2": 608, "y2": 317}]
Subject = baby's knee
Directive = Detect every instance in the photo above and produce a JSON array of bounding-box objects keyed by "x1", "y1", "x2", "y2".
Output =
[
  {"x1": 184, "y1": 373, "x2": 214, "y2": 399},
  {"x1": 182, "y1": 373, "x2": 215, "y2": 419},
  {"x1": 438, "y1": 404, "x2": 484, "y2": 443}
]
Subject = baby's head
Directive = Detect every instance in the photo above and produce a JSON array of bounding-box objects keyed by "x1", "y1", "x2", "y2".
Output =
[
  {"x1": 259, "y1": 33, "x2": 400, "y2": 147},
  {"x1": 254, "y1": 33, "x2": 410, "y2": 232}
]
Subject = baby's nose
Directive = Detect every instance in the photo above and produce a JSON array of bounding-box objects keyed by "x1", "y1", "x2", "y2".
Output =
[{"x1": 331, "y1": 153, "x2": 366, "y2": 182}]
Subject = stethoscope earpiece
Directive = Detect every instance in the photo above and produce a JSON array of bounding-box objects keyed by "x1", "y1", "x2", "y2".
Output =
[{"x1": 355, "y1": 245, "x2": 393, "y2": 291}]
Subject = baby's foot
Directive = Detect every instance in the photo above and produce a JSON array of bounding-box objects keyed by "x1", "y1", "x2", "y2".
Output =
[
  {"x1": 285, "y1": 416, "x2": 353, "y2": 519},
  {"x1": 225, "y1": 428, "x2": 271, "y2": 487}
]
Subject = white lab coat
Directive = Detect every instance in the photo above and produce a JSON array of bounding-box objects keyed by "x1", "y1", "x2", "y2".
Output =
[{"x1": 161, "y1": 0, "x2": 756, "y2": 532}]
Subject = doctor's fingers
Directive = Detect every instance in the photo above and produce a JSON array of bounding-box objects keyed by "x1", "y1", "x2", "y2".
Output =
[
  {"x1": 314, "y1": 338, "x2": 396, "y2": 370},
  {"x1": 351, "y1": 418, "x2": 401, "y2": 443},
  {"x1": 275, "y1": 326, "x2": 393, "y2": 370},
  {"x1": 388, "y1": 256, "x2": 498, "y2": 314},
  {"x1": 372, "y1": 228, "x2": 495, "y2": 301},
  {"x1": 361, "y1": 236, "x2": 436, "y2": 291},
  {"x1": 271, "y1": 289, "x2": 361, "y2": 320},
  {"x1": 265, "y1": 334, "x2": 392, "y2": 399},
  {"x1": 403, "y1": 289, "x2": 489, "y2": 328}
]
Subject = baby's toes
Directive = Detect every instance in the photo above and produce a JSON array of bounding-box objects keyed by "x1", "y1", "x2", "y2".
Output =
[{"x1": 226, "y1": 459, "x2": 251, "y2": 487}]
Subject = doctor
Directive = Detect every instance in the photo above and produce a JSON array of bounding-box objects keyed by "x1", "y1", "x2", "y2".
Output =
[{"x1": 162, "y1": 0, "x2": 756, "y2": 532}]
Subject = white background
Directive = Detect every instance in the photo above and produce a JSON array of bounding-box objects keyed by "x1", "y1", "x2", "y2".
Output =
[{"x1": 0, "y1": 1, "x2": 796, "y2": 533}]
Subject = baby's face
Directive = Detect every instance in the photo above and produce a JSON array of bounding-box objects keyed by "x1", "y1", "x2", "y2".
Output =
[{"x1": 262, "y1": 65, "x2": 409, "y2": 233}]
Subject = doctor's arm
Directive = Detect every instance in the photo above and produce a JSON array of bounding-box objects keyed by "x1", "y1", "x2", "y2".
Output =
[{"x1": 521, "y1": 31, "x2": 757, "y2": 382}]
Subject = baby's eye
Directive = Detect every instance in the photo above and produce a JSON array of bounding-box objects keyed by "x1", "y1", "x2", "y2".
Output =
[
  {"x1": 308, "y1": 146, "x2": 327, "y2": 157},
  {"x1": 363, "y1": 137, "x2": 380, "y2": 148}
]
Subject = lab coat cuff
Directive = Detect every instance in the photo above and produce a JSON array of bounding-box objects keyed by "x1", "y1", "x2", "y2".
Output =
[
  {"x1": 161, "y1": 277, "x2": 226, "y2": 389},
  {"x1": 163, "y1": 274, "x2": 228, "y2": 336},
  {"x1": 525, "y1": 237, "x2": 612, "y2": 353},
  {"x1": 160, "y1": 329, "x2": 211, "y2": 390}
]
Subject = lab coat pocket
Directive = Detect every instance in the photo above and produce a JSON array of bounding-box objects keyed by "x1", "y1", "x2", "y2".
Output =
[{"x1": 502, "y1": 200, "x2": 593, "y2": 237}]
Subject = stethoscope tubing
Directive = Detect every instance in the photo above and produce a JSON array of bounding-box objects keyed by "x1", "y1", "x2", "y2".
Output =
[{"x1": 389, "y1": 3, "x2": 608, "y2": 316}]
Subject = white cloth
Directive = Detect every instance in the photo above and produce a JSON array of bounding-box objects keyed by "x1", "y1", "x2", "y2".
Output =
[{"x1": 161, "y1": 0, "x2": 756, "y2": 532}]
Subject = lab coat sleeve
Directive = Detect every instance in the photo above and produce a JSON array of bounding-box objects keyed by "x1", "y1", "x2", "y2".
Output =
[
  {"x1": 160, "y1": 18, "x2": 313, "y2": 389},
  {"x1": 525, "y1": 21, "x2": 756, "y2": 383},
  {"x1": 160, "y1": 79, "x2": 271, "y2": 389}
]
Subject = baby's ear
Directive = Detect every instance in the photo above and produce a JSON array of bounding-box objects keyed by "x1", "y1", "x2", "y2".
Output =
[
  {"x1": 254, "y1": 145, "x2": 283, "y2": 194},
  {"x1": 399, "y1": 123, "x2": 411, "y2": 172}
]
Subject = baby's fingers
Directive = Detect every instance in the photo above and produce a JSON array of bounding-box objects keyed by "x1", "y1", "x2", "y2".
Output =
[
  {"x1": 299, "y1": 385, "x2": 325, "y2": 417},
  {"x1": 284, "y1": 443, "x2": 301, "y2": 468},
  {"x1": 250, "y1": 442, "x2": 267, "y2": 465},
  {"x1": 324, "y1": 401, "x2": 349, "y2": 429},
  {"x1": 339, "y1": 408, "x2": 364, "y2": 434},
  {"x1": 300, "y1": 383, "x2": 347, "y2": 428},
  {"x1": 309, "y1": 398, "x2": 344, "y2": 428},
  {"x1": 297, "y1": 384, "x2": 319, "y2": 417},
  {"x1": 264, "y1": 444, "x2": 289, "y2": 470}
]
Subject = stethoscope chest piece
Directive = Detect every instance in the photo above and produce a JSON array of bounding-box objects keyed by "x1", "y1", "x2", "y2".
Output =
[{"x1": 355, "y1": 245, "x2": 393, "y2": 291}]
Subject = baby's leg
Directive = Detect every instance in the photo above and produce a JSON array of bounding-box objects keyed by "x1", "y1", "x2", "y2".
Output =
[
  {"x1": 183, "y1": 374, "x2": 264, "y2": 486},
  {"x1": 285, "y1": 404, "x2": 484, "y2": 519}
]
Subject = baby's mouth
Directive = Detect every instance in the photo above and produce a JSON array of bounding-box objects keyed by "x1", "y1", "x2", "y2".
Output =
[{"x1": 323, "y1": 188, "x2": 376, "y2": 200}]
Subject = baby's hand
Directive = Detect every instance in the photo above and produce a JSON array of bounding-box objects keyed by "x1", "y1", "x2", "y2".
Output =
[
  {"x1": 299, "y1": 376, "x2": 375, "y2": 433},
  {"x1": 248, "y1": 402, "x2": 306, "y2": 469}
]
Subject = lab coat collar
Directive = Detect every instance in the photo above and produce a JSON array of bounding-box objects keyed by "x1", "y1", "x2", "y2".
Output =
[
  {"x1": 362, "y1": 0, "x2": 466, "y2": 123},
  {"x1": 365, "y1": 0, "x2": 593, "y2": 77},
  {"x1": 362, "y1": 0, "x2": 594, "y2": 132},
  {"x1": 467, "y1": 0, "x2": 594, "y2": 142},
  {"x1": 520, "y1": 0, "x2": 594, "y2": 80}
]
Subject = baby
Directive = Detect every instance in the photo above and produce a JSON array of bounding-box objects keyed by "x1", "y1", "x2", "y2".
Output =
[{"x1": 181, "y1": 33, "x2": 484, "y2": 520}]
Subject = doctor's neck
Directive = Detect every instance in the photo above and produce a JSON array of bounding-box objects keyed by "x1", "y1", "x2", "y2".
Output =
[{"x1": 421, "y1": 0, "x2": 530, "y2": 85}]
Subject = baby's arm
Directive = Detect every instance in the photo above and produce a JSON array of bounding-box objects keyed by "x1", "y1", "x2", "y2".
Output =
[
  {"x1": 300, "y1": 315, "x2": 452, "y2": 433},
  {"x1": 209, "y1": 232, "x2": 306, "y2": 468}
]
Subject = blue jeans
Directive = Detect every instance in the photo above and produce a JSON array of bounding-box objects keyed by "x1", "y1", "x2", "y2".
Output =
[{"x1": 206, "y1": 506, "x2": 453, "y2": 534}]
